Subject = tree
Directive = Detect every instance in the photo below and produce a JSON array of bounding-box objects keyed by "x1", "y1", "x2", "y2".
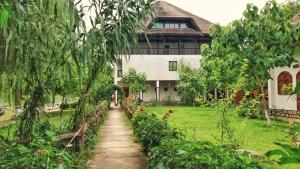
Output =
[
  {"x1": 70, "y1": 0, "x2": 154, "y2": 150},
  {"x1": 201, "y1": 0, "x2": 300, "y2": 124},
  {"x1": 121, "y1": 68, "x2": 148, "y2": 98},
  {"x1": 177, "y1": 63, "x2": 202, "y2": 105},
  {"x1": 1, "y1": 0, "x2": 84, "y2": 141}
]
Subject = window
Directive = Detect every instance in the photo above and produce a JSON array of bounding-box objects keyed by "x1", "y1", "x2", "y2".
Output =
[
  {"x1": 277, "y1": 71, "x2": 292, "y2": 95},
  {"x1": 164, "y1": 45, "x2": 170, "y2": 54},
  {"x1": 151, "y1": 20, "x2": 192, "y2": 29},
  {"x1": 174, "y1": 87, "x2": 178, "y2": 91},
  {"x1": 152, "y1": 22, "x2": 163, "y2": 29},
  {"x1": 164, "y1": 87, "x2": 168, "y2": 91},
  {"x1": 180, "y1": 22, "x2": 188, "y2": 28},
  {"x1": 117, "y1": 70, "x2": 123, "y2": 78},
  {"x1": 169, "y1": 61, "x2": 177, "y2": 71}
]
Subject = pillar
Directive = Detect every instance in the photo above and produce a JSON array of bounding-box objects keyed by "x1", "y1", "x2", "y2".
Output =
[
  {"x1": 156, "y1": 81, "x2": 160, "y2": 102},
  {"x1": 139, "y1": 91, "x2": 143, "y2": 101},
  {"x1": 214, "y1": 88, "x2": 218, "y2": 100},
  {"x1": 115, "y1": 90, "x2": 118, "y2": 105}
]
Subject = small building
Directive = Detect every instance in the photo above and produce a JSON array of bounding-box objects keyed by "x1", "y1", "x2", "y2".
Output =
[
  {"x1": 268, "y1": 48, "x2": 300, "y2": 111},
  {"x1": 114, "y1": 1, "x2": 212, "y2": 103}
]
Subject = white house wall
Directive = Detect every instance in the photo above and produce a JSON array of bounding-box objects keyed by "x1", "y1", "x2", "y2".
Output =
[
  {"x1": 117, "y1": 54, "x2": 201, "y2": 81},
  {"x1": 268, "y1": 48, "x2": 300, "y2": 110}
]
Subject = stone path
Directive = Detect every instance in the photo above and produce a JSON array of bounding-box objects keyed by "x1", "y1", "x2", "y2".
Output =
[{"x1": 88, "y1": 107, "x2": 147, "y2": 169}]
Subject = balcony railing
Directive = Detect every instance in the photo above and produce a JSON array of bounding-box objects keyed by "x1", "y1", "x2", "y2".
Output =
[{"x1": 130, "y1": 48, "x2": 200, "y2": 55}]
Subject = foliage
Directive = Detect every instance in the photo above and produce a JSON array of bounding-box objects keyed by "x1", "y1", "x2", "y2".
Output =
[
  {"x1": 121, "y1": 68, "x2": 149, "y2": 96},
  {"x1": 0, "y1": 120, "x2": 73, "y2": 169},
  {"x1": 131, "y1": 112, "x2": 181, "y2": 152},
  {"x1": 60, "y1": 100, "x2": 79, "y2": 110},
  {"x1": 201, "y1": 0, "x2": 300, "y2": 124},
  {"x1": 218, "y1": 100, "x2": 240, "y2": 148},
  {"x1": 73, "y1": 101, "x2": 108, "y2": 168},
  {"x1": 284, "y1": 120, "x2": 300, "y2": 146},
  {"x1": 121, "y1": 97, "x2": 137, "y2": 118},
  {"x1": 266, "y1": 142, "x2": 300, "y2": 165},
  {"x1": 94, "y1": 84, "x2": 124, "y2": 106},
  {"x1": 71, "y1": 0, "x2": 155, "y2": 146},
  {"x1": 149, "y1": 138, "x2": 262, "y2": 169},
  {"x1": 177, "y1": 63, "x2": 202, "y2": 105},
  {"x1": 1, "y1": 0, "x2": 84, "y2": 141},
  {"x1": 235, "y1": 99, "x2": 264, "y2": 119},
  {"x1": 131, "y1": 111, "x2": 263, "y2": 169},
  {"x1": 280, "y1": 83, "x2": 293, "y2": 95}
]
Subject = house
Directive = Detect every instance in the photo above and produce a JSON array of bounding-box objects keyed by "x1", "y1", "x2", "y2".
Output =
[{"x1": 113, "y1": 0, "x2": 212, "y2": 103}]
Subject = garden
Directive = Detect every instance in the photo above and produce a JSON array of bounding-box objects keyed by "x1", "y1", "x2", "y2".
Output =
[{"x1": 1, "y1": 0, "x2": 300, "y2": 169}]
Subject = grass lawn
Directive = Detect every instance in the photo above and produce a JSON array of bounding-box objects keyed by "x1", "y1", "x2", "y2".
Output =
[
  {"x1": 0, "y1": 109, "x2": 74, "y2": 140},
  {"x1": 145, "y1": 105, "x2": 300, "y2": 169},
  {"x1": 0, "y1": 109, "x2": 16, "y2": 122},
  {"x1": 145, "y1": 106, "x2": 300, "y2": 153}
]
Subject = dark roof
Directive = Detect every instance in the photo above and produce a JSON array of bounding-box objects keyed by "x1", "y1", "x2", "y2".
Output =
[{"x1": 141, "y1": 1, "x2": 212, "y2": 36}]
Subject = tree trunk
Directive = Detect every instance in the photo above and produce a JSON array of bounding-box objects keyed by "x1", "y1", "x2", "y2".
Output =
[
  {"x1": 254, "y1": 71, "x2": 271, "y2": 125},
  {"x1": 16, "y1": 86, "x2": 43, "y2": 143},
  {"x1": 14, "y1": 85, "x2": 21, "y2": 109},
  {"x1": 72, "y1": 61, "x2": 102, "y2": 151}
]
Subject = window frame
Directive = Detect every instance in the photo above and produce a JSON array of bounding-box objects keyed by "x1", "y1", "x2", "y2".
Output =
[{"x1": 169, "y1": 61, "x2": 178, "y2": 71}]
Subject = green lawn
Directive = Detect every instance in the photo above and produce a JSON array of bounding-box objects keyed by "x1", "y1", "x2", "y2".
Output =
[
  {"x1": 0, "y1": 109, "x2": 73, "y2": 140},
  {"x1": 145, "y1": 106, "x2": 300, "y2": 169},
  {"x1": 145, "y1": 106, "x2": 300, "y2": 153}
]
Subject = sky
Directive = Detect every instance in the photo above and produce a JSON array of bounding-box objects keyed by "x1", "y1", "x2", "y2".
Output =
[
  {"x1": 78, "y1": 0, "x2": 288, "y2": 29},
  {"x1": 163, "y1": 0, "x2": 287, "y2": 25}
]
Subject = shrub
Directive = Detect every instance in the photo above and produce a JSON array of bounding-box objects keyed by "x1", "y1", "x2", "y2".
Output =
[
  {"x1": 121, "y1": 97, "x2": 137, "y2": 118},
  {"x1": 60, "y1": 101, "x2": 78, "y2": 109},
  {"x1": 93, "y1": 84, "x2": 124, "y2": 107},
  {"x1": 235, "y1": 99, "x2": 264, "y2": 119},
  {"x1": 0, "y1": 121, "x2": 73, "y2": 169},
  {"x1": 149, "y1": 138, "x2": 262, "y2": 169},
  {"x1": 131, "y1": 112, "x2": 181, "y2": 152}
]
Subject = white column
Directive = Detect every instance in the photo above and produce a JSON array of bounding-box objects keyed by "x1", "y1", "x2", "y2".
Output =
[
  {"x1": 115, "y1": 90, "x2": 118, "y2": 105},
  {"x1": 203, "y1": 91, "x2": 207, "y2": 100},
  {"x1": 156, "y1": 81, "x2": 160, "y2": 102},
  {"x1": 214, "y1": 88, "x2": 218, "y2": 100},
  {"x1": 113, "y1": 63, "x2": 118, "y2": 106},
  {"x1": 139, "y1": 91, "x2": 143, "y2": 101}
]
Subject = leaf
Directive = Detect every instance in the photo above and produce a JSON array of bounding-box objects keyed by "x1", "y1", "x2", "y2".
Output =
[{"x1": 0, "y1": 8, "x2": 10, "y2": 27}]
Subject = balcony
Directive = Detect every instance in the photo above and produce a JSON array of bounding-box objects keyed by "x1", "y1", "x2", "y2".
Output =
[{"x1": 130, "y1": 48, "x2": 200, "y2": 55}]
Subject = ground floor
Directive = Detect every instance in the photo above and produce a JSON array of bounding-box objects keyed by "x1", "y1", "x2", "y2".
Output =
[{"x1": 115, "y1": 80, "x2": 181, "y2": 103}]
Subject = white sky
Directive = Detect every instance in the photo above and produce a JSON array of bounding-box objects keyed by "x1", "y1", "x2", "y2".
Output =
[
  {"x1": 164, "y1": 0, "x2": 287, "y2": 25},
  {"x1": 79, "y1": 0, "x2": 288, "y2": 28}
]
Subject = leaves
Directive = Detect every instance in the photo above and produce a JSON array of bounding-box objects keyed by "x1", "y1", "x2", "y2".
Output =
[{"x1": 266, "y1": 142, "x2": 300, "y2": 165}]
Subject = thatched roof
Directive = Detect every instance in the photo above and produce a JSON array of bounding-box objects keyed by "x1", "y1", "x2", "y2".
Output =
[{"x1": 140, "y1": 1, "x2": 212, "y2": 36}]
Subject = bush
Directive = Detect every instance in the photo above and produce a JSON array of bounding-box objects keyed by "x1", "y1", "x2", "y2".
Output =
[
  {"x1": 0, "y1": 121, "x2": 73, "y2": 169},
  {"x1": 149, "y1": 138, "x2": 262, "y2": 169},
  {"x1": 131, "y1": 111, "x2": 263, "y2": 169},
  {"x1": 60, "y1": 101, "x2": 78, "y2": 109},
  {"x1": 93, "y1": 84, "x2": 124, "y2": 107},
  {"x1": 235, "y1": 99, "x2": 264, "y2": 119},
  {"x1": 131, "y1": 112, "x2": 181, "y2": 152},
  {"x1": 121, "y1": 97, "x2": 138, "y2": 118}
]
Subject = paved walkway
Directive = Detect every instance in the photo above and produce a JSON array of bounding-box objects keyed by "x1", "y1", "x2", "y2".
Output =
[{"x1": 88, "y1": 107, "x2": 147, "y2": 169}]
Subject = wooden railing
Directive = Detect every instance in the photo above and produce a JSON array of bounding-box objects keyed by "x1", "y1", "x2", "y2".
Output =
[
  {"x1": 130, "y1": 48, "x2": 200, "y2": 55},
  {"x1": 269, "y1": 109, "x2": 300, "y2": 119}
]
